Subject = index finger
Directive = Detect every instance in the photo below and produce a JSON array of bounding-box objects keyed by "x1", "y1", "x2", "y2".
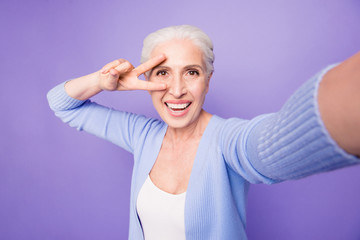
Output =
[{"x1": 133, "y1": 54, "x2": 166, "y2": 77}]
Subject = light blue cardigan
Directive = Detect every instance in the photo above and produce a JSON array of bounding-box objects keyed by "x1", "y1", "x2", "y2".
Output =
[{"x1": 47, "y1": 65, "x2": 358, "y2": 239}]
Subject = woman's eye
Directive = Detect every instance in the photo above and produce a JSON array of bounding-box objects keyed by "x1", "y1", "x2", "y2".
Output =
[
  {"x1": 156, "y1": 70, "x2": 167, "y2": 76},
  {"x1": 188, "y1": 70, "x2": 199, "y2": 76}
]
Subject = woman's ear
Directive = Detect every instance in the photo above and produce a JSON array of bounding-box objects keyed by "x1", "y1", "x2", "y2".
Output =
[
  {"x1": 205, "y1": 71, "x2": 213, "y2": 93},
  {"x1": 208, "y1": 72, "x2": 213, "y2": 81}
]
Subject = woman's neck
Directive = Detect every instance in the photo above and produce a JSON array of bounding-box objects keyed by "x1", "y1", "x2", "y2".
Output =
[{"x1": 165, "y1": 110, "x2": 212, "y2": 144}]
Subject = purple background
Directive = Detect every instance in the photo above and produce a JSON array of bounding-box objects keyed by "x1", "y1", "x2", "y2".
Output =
[{"x1": 1, "y1": 0, "x2": 359, "y2": 239}]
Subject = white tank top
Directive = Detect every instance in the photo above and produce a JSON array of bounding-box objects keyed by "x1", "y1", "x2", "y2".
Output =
[{"x1": 136, "y1": 176, "x2": 186, "y2": 240}]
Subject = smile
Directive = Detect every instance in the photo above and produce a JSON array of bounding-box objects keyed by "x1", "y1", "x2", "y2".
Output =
[
  {"x1": 164, "y1": 101, "x2": 192, "y2": 117},
  {"x1": 165, "y1": 102, "x2": 192, "y2": 111}
]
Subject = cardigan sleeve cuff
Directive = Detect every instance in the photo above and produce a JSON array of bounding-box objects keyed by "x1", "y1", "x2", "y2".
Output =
[{"x1": 47, "y1": 81, "x2": 87, "y2": 111}]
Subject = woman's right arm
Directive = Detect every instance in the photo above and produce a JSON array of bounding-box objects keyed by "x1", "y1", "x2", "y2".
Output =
[
  {"x1": 64, "y1": 55, "x2": 167, "y2": 100},
  {"x1": 47, "y1": 55, "x2": 167, "y2": 152}
]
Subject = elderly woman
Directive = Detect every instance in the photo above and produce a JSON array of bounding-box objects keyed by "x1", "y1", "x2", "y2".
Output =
[{"x1": 47, "y1": 25, "x2": 359, "y2": 239}]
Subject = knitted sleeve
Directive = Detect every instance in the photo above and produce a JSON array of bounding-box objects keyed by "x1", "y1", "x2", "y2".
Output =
[
  {"x1": 220, "y1": 65, "x2": 359, "y2": 184},
  {"x1": 47, "y1": 82, "x2": 152, "y2": 154}
]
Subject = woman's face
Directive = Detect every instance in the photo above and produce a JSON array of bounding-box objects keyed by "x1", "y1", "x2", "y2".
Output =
[{"x1": 146, "y1": 39, "x2": 211, "y2": 129}]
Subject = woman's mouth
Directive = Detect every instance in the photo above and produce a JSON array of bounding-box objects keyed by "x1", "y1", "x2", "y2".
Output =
[
  {"x1": 165, "y1": 102, "x2": 191, "y2": 111},
  {"x1": 164, "y1": 101, "x2": 192, "y2": 116}
]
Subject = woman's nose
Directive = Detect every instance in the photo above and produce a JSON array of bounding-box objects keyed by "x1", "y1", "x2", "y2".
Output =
[{"x1": 168, "y1": 76, "x2": 186, "y2": 98}]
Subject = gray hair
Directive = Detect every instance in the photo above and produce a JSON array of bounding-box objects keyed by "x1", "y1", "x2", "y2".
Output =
[{"x1": 141, "y1": 25, "x2": 214, "y2": 76}]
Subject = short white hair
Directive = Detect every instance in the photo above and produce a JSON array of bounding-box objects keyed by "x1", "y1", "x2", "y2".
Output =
[{"x1": 141, "y1": 25, "x2": 214, "y2": 76}]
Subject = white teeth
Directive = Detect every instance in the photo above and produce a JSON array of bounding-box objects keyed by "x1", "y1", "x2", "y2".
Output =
[{"x1": 166, "y1": 102, "x2": 191, "y2": 110}]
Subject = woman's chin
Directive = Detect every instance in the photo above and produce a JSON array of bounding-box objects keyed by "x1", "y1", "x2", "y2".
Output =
[
  {"x1": 161, "y1": 112, "x2": 199, "y2": 129},
  {"x1": 163, "y1": 116, "x2": 193, "y2": 129},
  {"x1": 162, "y1": 111, "x2": 205, "y2": 130}
]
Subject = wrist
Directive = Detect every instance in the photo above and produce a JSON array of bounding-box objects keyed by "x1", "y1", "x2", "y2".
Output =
[{"x1": 65, "y1": 71, "x2": 103, "y2": 100}]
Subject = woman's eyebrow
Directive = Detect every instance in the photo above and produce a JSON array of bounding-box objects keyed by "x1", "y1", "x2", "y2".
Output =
[{"x1": 185, "y1": 64, "x2": 204, "y2": 71}]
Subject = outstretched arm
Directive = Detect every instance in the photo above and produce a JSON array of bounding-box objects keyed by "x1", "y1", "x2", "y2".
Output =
[
  {"x1": 318, "y1": 51, "x2": 360, "y2": 157},
  {"x1": 221, "y1": 53, "x2": 360, "y2": 184}
]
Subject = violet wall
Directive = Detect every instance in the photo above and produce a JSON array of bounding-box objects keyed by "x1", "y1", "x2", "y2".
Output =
[{"x1": 1, "y1": 0, "x2": 359, "y2": 239}]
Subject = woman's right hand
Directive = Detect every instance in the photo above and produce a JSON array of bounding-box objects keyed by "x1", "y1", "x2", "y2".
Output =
[
  {"x1": 99, "y1": 54, "x2": 167, "y2": 91},
  {"x1": 65, "y1": 54, "x2": 167, "y2": 100}
]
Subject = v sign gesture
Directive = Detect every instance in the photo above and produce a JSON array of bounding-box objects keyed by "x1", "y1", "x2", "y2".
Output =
[{"x1": 65, "y1": 54, "x2": 167, "y2": 100}]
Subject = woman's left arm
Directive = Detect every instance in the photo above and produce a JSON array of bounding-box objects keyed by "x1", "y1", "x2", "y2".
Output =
[
  {"x1": 221, "y1": 52, "x2": 359, "y2": 184},
  {"x1": 318, "y1": 51, "x2": 360, "y2": 157}
]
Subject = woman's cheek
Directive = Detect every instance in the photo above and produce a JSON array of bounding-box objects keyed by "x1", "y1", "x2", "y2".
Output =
[{"x1": 190, "y1": 80, "x2": 208, "y2": 94}]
